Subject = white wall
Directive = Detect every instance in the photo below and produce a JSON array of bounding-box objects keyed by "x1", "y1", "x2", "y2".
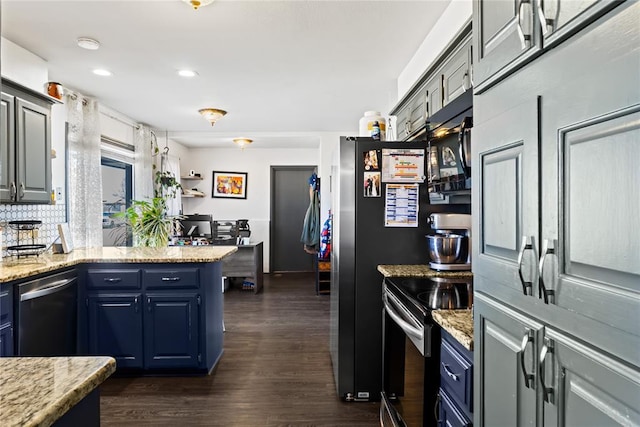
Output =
[
  {"x1": 1, "y1": 36, "x2": 48, "y2": 91},
  {"x1": 179, "y1": 147, "x2": 318, "y2": 272},
  {"x1": 396, "y1": 0, "x2": 472, "y2": 102}
]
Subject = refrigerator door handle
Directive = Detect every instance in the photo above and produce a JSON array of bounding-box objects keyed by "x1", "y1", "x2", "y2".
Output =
[{"x1": 383, "y1": 292, "x2": 424, "y2": 339}]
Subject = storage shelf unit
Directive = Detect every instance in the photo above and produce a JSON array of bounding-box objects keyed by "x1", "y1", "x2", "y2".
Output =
[{"x1": 316, "y1": 259, "x2": 330, "y2": 295}]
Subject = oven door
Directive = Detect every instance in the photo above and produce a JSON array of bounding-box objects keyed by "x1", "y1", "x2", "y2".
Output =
[
  {"x1": 380, "y1": 391, "x2": 408, "y2": 427},
  {"x1": 383, "y1": 290, "x2": 426, "y2": 356}
]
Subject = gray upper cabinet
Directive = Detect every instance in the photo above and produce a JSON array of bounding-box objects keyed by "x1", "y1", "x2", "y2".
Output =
[
  {"x1": 442, "y1": 38, "x2": 472, "y2": 107},
  {"x1": 473, "y1": 0, "x2": 541, "y2": 92},
  {"x1": 537, "y1": 0, "x2": 623, "y2": 49},
  {"x1": 473, "y1": 2, "x2": 640, "y2": 426},
  {"x1": 391, "y1": 24, "x2": 471, "y2": 141},
  {"x1": 473, "y1": 0, "x2": 626, "y2": 92},
  {"x1": 424, "y1": 75, "x2": 441, "y2": 121},
  {"x1": 1, "y1": 79, "x2": 55, "y2": 204},
  {"x1": 0, "y1": 93, "x2": 16, "y2": 202},
  {"x1": 472, "y1": 96, "x2": 539, "y2": 298}
]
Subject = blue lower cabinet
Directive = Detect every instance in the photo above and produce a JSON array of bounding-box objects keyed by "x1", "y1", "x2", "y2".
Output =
[
  {"x1": 439, "y1": 389, "x2": 472, "y2": 427},
  {"x1": 87, "y1": 294, "x2": 144, "y2": 369},
  {"x1": 0, "y1": 286, "x2": 13, "y2": 357},
  {"x1": 144, "y1": 293, "x2": 200, "y2": 369},
  {"x1": 0, "y1": 323, "x2": 13, "y2": 356}
]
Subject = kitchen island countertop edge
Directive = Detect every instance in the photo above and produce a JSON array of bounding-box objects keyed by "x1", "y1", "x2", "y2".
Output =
[{"x1": 0, "y1": 246, "x2": 238, "y2": 283}]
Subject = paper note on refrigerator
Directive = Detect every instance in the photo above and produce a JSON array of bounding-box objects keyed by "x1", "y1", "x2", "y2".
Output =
[
  {"x1": 381, "y1": 148, "x2": 425, "y2": 183},
  {"x1": 384, "y1": 184, "x2": 419, "y2": 227}
]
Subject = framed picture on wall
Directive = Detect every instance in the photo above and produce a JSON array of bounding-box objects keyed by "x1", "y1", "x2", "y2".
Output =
[{"x1": 212, "y1": 171, "x2": 248, "y2": 199}]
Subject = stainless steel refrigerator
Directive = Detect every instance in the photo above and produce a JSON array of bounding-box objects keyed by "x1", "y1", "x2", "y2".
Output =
[{"x1": 330, "y1": 136, "x2": 431, "y2": 401}]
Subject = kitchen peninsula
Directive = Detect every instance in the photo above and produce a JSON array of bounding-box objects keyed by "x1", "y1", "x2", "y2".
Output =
[
  {"x1": 0, "y1": 246, "x2": 237, "y2": 373},
  {"x1": 1, "y1": 356, "x2": 115, "y2": 427}
]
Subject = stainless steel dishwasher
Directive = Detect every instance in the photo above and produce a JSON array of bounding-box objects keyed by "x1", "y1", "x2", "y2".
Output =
[{"x1": 17, "y1": 269, "x2": 78, "y2": 356}]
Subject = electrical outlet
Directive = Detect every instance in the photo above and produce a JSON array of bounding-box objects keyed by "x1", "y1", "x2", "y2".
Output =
[{"x1": 56, "y1": 187, "x2": 65, "y2": 203}]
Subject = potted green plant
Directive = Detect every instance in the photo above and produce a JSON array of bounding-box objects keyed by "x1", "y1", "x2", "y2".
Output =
[
  {"x1": 115, "y1": 197, "x2": 182, "y2": 247},
  {"x1": 155, "y1": 170, "x2": 182, "y2": 199}
]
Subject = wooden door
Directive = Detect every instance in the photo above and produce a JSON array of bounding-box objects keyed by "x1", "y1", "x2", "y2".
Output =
[
  {"x1": 15, "y1": 97, "x2": 50, "y2": 203},
  {"x1": 538, "y1": 0, "x2": 623, "y2": 49},
  {"x1": 539, "y1": 8, "x2": 640, "y2": 337},
  {"x1": 270, "y1": 166, "x2": 317, "y2": 273},
  {"x1": 541, "y1": 327, "x2": 640, "y2": 427},
  {"x1": 472, "y1": 96, "x2": 539, "y2": 298},
  {"x1": 473, "y1": 0, "x2": 541, "y2": 91},
  {"x1": 144, "y1": 293, "x2": 199, "y2": 369},
  {"x1": 0, "y1": 93, "x2": 15, "y2": 202},
  {"x1": 475, "y1": 292, "x2": 542, "y2": 427},
  {"x1": 88, "y1": 294, "x2": 143, "y2": 369}
]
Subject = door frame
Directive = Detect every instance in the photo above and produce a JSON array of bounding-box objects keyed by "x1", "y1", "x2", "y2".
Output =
[{"x1": 269, "y1": 165, "x2": 317, "y2": 273}]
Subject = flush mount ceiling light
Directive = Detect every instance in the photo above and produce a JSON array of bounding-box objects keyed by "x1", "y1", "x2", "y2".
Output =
[
  {"x1": 182, "y1": 0, "x2": 215, "y2": 10},
  {"x1": 178, "y1": 69, "x2": 198, "y2": 78},
  {"x1": 93, "y1": 69, "x2": 112, "y2": 76},
  {"x1": 77, "y1": 37, "x2": 100, "y2": 50},
  {"x1": 233, "y1": 138, "x2": 253, "y2": 149},
  {"x1": 199, "y1": 108, "x2": 227, "y2": 126}
]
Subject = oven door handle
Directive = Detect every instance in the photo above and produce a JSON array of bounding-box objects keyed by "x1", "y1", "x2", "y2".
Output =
[{"x1": 383, "y1": 293, "x2": 424, "y2": 339}]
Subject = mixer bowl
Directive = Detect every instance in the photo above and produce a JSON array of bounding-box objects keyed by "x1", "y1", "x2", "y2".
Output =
[{"x1": 426, "y1": 234, "x2": 467, "y2": 264}]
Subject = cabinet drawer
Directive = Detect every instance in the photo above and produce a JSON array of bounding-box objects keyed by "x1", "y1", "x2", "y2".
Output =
[
  {"x1": 86, "y1": 269, "x2": 141, "y2": 290},
  {"x1": 143, "y1": 268, "x2": 200, "y2": 289},
  {"x1": 440, "y1": 338, "x2": 473, "y2": 413},
  {"x1": 439, "y1": 389, "x2": 472, "y2": 427}
]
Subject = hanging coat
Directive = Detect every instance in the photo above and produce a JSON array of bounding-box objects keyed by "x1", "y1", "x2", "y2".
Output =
[{"x1": 300, "y1": 173, "x2": 320, "y2": 254}]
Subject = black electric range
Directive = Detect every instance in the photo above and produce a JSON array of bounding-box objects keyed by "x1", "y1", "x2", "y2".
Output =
[{"x1": 383, "y1": 275, "x2": 473, "y2": 323}]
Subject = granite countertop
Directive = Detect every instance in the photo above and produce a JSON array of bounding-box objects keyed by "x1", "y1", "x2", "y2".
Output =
[
  {"x1": 0, "y1": 246, "x2": 238, "y2": 283},
  {"x1": 432, "y1": 309, "x2": 474, "y2": 351},
  {"x1": 377, "y1": 264, "x2": 473, "y2": 278},
  {"x1": 0, "y1": 356, "x2": 116, "y2": 427}
]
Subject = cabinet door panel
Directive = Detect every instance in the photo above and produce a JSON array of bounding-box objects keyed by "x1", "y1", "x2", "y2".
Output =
[
  {"x1": 540, "y1": 34, "x2": 640, "y2": 335},
  {"x1": 473, "y1": 0, "x2": 541, "y2": 90},
  {"x1": 541, "y1": 328, "x2": 640, "y2": 427},
  {"x1": 144, "y1": 293, "x2": 199, "y2": 369},
  {"x1": 15, "y1": 98, "x2": 50, "y2": 203},
  {"x1": 88, "y1": 294, "x2": 143, "y2": 369},
  {"x1": 0, "y1": 323, "x2": 13, "y2": 357},
  {"x1": 473, "y1": 98, "x2": 539, "y2": 295},
  {"x1": 540, "y1": 0, "x2": 623, "y2": 49},
  {"x1": 425, "y1": 75, "x2": 442, "y2": 119},
  {"x1": 442, "y1": 40, "x2": 471, "y2": 106},
  {"x1": 475, "y1": 292, "x2": 541, "y2": 427},
  {"x1": 0, "y1": 93, "x2": 15, "y2": 202}
]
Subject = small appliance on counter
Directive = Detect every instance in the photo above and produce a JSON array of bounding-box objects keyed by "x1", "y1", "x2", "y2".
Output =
[{"x1": 426, "y1": 213, "x2": 471, "y2": 271}]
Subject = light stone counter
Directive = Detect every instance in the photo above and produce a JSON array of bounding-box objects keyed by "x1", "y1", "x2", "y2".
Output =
[
  {"x1": 0, "y1": 246, "x2": 237, "y2": 283},
  {"x1": 0, "y1": 356, "x2": 116, "y2": 427},
  {"x1": 377, "y1": 264, "x2": 473, "y2": 278},
  {"x1": 432, "y1": 309, "x2": 474, "y2": 351}
]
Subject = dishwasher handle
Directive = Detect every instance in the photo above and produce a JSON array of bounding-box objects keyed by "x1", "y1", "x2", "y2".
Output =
[{"x1": 20, "y1": 278, "x2": 77, "y2": 302}]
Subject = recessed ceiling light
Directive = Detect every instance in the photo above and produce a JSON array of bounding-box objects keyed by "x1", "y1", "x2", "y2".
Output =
[
  {"x1": 77, "y1": 37, "x2": 100, "y2": 50},
  {"x1": 93, "y1": 69, "x2": 112, "y2": 77},
  {"x1": 178, "y1": 69, "x2": 198, "y2": 78}
]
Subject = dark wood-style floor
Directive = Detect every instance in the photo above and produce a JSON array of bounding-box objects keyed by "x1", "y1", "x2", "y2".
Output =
[{"x1": 100, "y1": 272, "x2": 381, "y2": 426}]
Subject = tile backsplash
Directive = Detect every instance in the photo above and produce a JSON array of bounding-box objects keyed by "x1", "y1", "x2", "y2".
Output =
[{"x1": 0, "y1": 204, "x2": 67, "y2": 257}]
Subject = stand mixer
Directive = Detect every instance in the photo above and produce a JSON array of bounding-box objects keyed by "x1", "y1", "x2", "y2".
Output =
[{"x1": 426, "y1": 213, "x2": 471, "y2": 271}]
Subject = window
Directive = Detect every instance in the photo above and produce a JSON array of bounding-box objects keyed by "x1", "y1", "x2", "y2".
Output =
[{"x1": 101, "y1": 137, "x2": 134, "y2": 246}]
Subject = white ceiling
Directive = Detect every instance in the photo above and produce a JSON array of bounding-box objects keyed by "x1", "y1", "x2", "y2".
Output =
[{"x1": 1, "y1": 0, "x2": 450, "y2": 148}]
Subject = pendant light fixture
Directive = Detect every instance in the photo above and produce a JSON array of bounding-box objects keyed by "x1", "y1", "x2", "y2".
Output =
[
  {"x1": 233, "y1": 138, "x2": 253, "y2": 149},
  {"x1": 182, "y1": 0, "x2": 215, "y2": 10},
  {"x1": 199, "y1": 108, "x2": 227, "y2": 126}
]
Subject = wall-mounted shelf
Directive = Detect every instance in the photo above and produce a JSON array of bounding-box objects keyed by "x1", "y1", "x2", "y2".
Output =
[{"x1": 181, "y1": 174, "x2": 205, "y2": 197}]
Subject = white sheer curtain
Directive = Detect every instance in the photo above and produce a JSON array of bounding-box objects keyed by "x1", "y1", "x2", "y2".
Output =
[
  {"x1": 160, "y1": 152, "x2": 182, "y2": 216},
  {"x1": 133, "y1": 125, "x2": 155, "y2": 201},
  {"x1": 65, "y1": 92, "x2": 103, "y2": 248}
]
